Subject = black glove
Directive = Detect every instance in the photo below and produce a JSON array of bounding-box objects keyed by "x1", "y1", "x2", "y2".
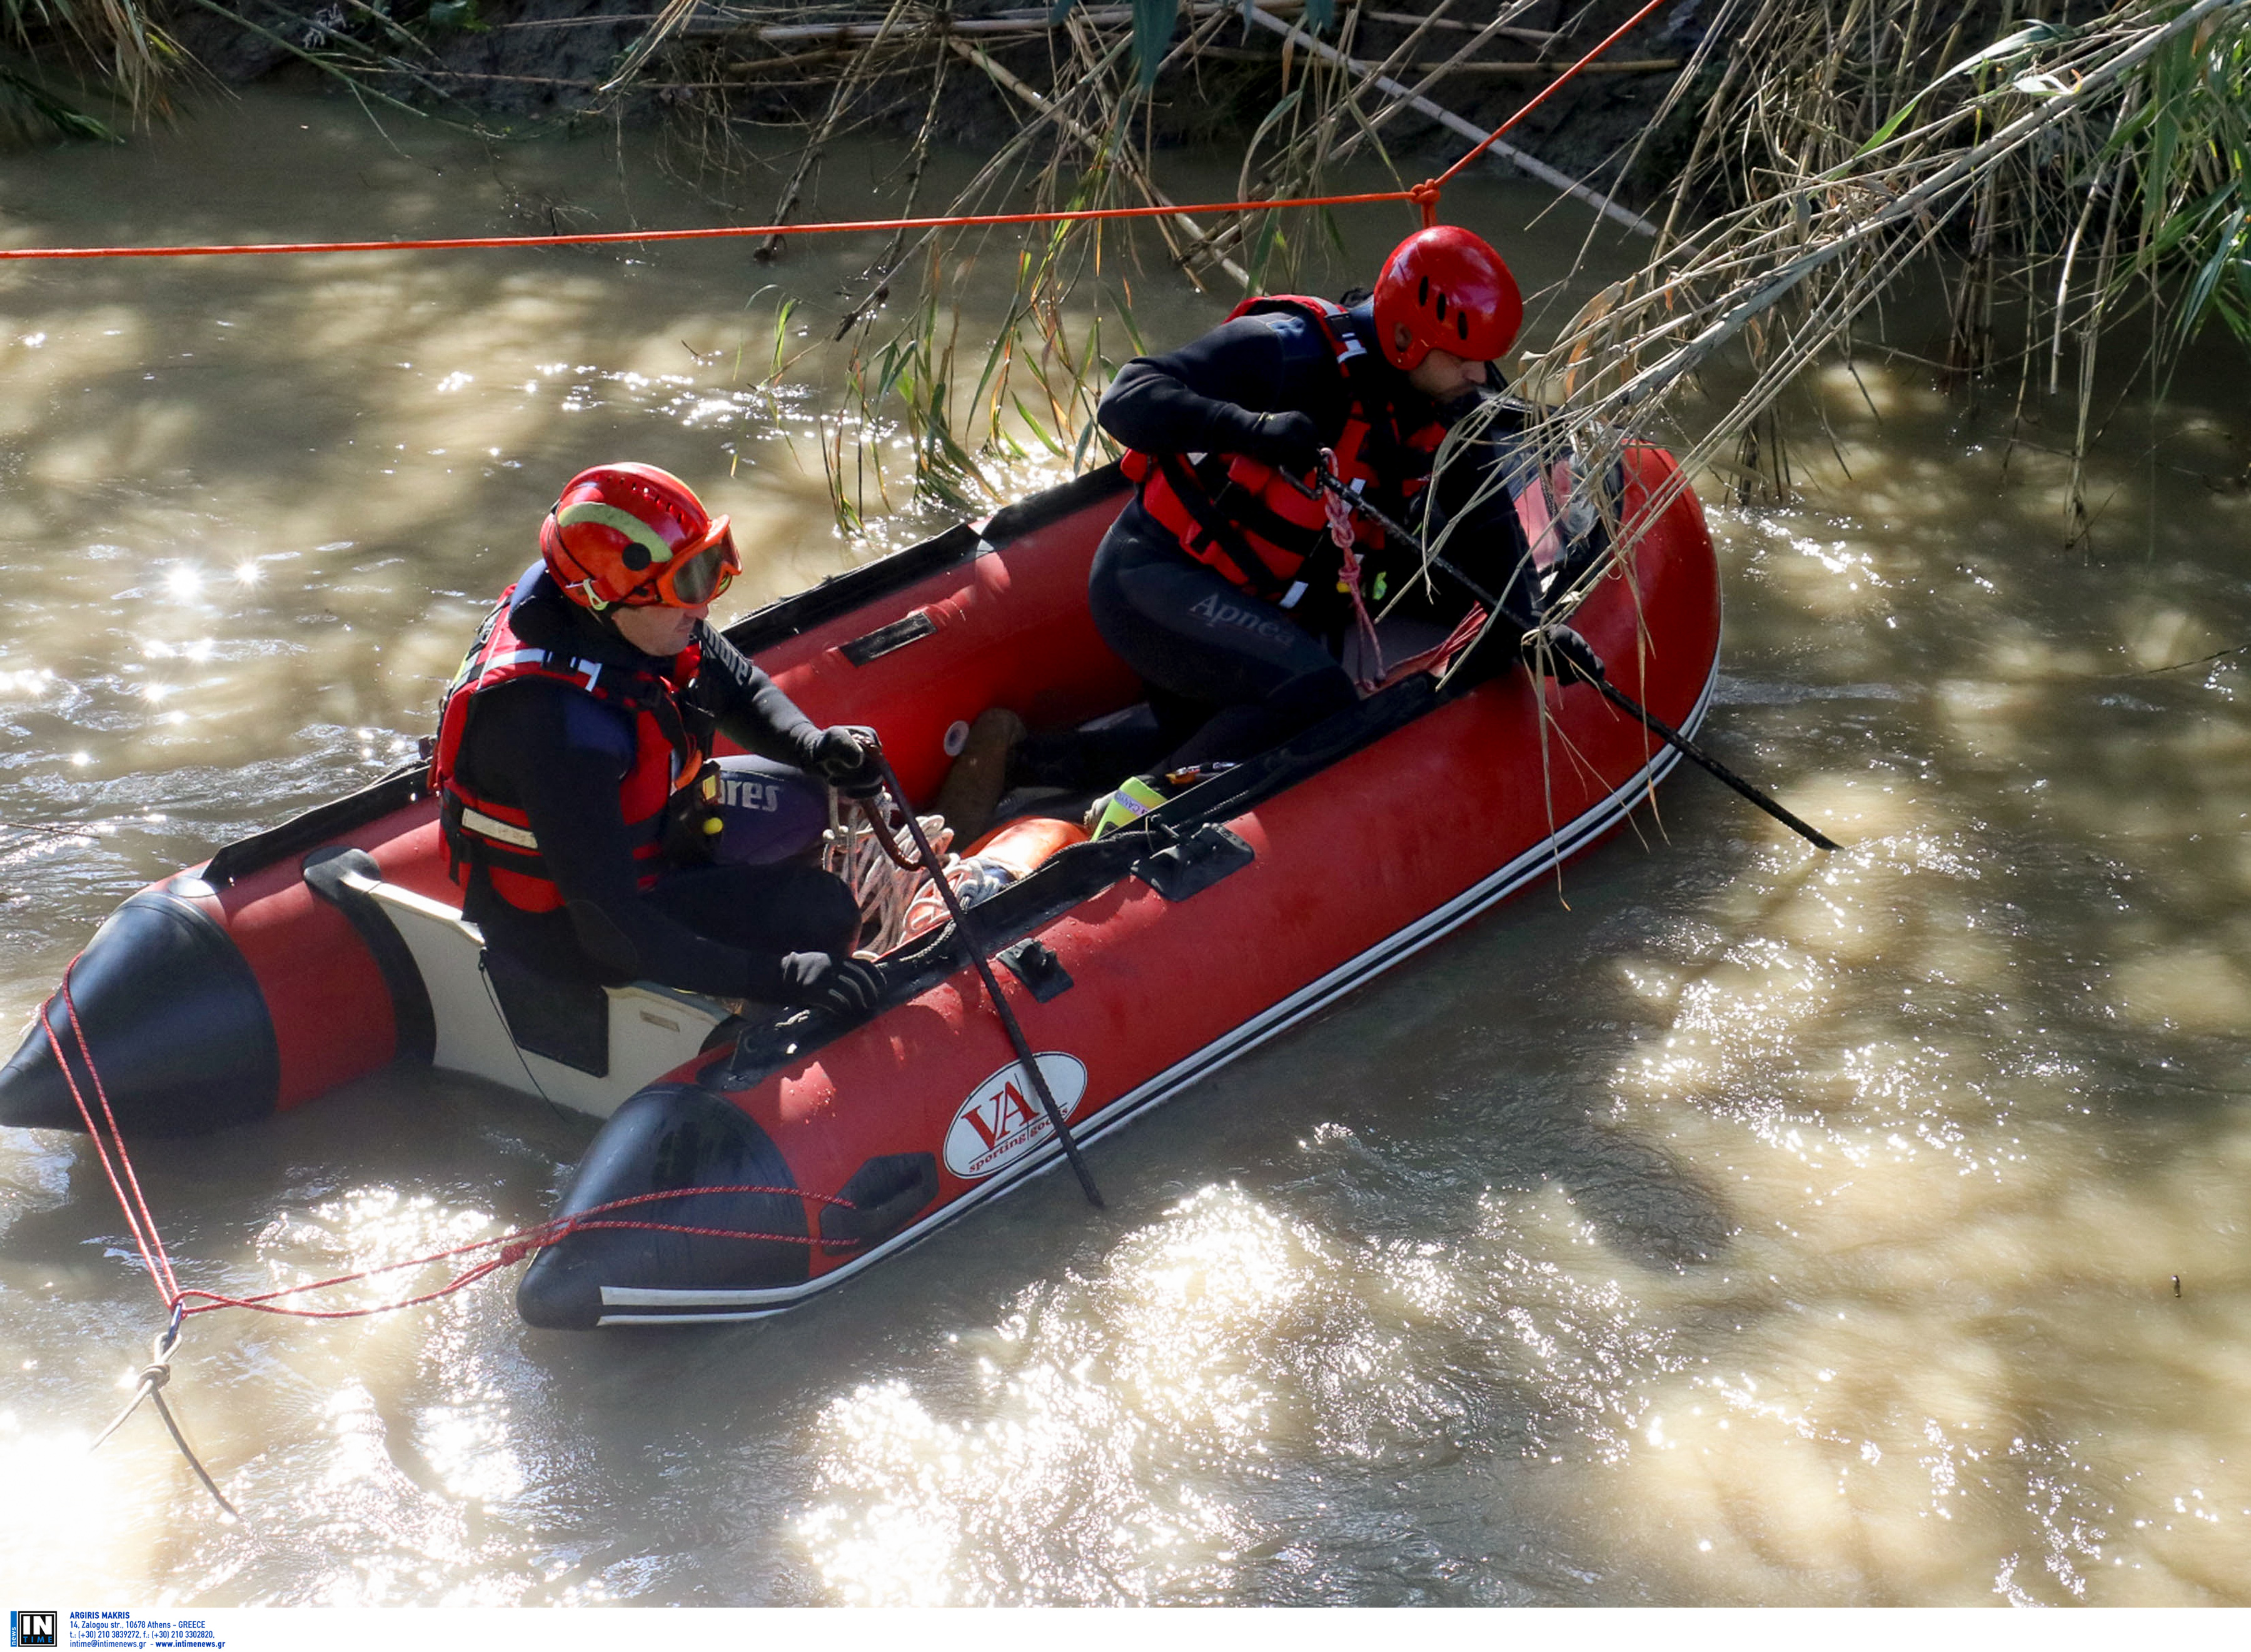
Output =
[
  {"x1": 808, "y1": 725, "x2": 884, "y2": 800},
  {"x1": 1533, "y1": 623, "x2": 1606, "y2": 685},
  {"x1": 1237, "y1": 410, "x2": 1324, "y2": 475},
  {"x1": 775, "y1": 952, "x2": 884, "y2": 1019}
]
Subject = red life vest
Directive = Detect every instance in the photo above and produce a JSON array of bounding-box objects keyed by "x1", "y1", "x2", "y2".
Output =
[
  {"x1": 1117, "y1": 296, "x2": 1451, "y2": 607},
  {"x1": 428, "y1": 582, "x2": 708, "y2": 915}
]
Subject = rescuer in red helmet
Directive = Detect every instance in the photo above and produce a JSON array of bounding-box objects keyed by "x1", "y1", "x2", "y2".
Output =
[
  {"x1": 1087, "y1": 223, "x2": 1592, "y2": 768},
  {"x1": 429, "y1": 463, "x2": 885, "y2": 1018}
]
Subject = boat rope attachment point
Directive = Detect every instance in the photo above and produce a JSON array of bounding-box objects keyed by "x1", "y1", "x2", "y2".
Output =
[{"x1": 88, "y1": 1315, "x2": 244, "y2": 1525}]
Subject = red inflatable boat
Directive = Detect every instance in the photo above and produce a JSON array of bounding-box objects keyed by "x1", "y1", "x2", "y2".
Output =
[{"x1": 1, "y1": 447, "x2": 1720, "y2": 1329}]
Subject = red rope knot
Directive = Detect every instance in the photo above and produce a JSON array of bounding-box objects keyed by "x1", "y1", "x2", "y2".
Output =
[
  {"x1": 1317, "y1": 454, "x2": 1388, "y2": 695},
  {"x1": 1408, "y1": 178, "x2": 1443, "y2": 228},
  {"x1": 1319, "y1": 452, "x2": 1357, "y2": 555},
  {"x1": 498, "y1": 1239, "x2": 535, "y2": 1267}
]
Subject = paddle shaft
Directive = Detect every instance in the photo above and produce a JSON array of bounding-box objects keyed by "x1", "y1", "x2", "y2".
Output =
[
  {"x1": 864, "y1": 747, "x2": 1105, "y2": 1209},
  {"x1": 1299, "y1": 471, "x2": 1842, "y2": 853}
]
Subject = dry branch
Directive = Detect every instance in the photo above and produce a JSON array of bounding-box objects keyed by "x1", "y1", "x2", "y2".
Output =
[
  {"x1": 1599, "y1": 0, "x2": 2242, "y2": 420},
  {"x1": 947, "y1": 36, "x2": 1250, "y2": 289},
  {"x1": 709, "y1": 0, "x2": 1306, "y2": 46},
  {"x1": 1243, "y1": 6, "x2": 1662, "y2": 236}
]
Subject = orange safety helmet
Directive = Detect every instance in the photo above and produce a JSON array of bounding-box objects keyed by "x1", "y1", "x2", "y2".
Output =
[
  {"x1": 538, "y1": 463, "x2": 740, "y2": 611},
  {"x1": 1371, "y1": 225, "x2": 1524, "y2": 371}
]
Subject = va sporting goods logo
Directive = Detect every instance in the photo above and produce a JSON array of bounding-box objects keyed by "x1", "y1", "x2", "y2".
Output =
[{"x1": 942, "y1": 1054, "x2": 1089, "y2": 1179}]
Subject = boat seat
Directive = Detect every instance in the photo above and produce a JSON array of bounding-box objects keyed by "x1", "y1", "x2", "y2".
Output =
[{"x1": 331, "y1": 865, "x2": 732, "y2": 1120}]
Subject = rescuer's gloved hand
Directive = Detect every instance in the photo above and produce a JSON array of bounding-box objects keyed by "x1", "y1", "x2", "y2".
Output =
[
  {"x1": 1237, "y1": 410, "x2": 1326, "y2": 476},
  {"x1": 808, "y1": 725, "x2": 884, "y2": 800},
  {"x1": 776, "y1": 952, "x2": 884, "y2": 1019},
  {"x1": 1531, "y1": 623, "x2": 1605, "y2": 685}
]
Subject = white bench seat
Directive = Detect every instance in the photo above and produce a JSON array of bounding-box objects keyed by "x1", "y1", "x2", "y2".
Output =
[{"x1": 341, "y1": 870, "x2": 732, "y2": 1119}]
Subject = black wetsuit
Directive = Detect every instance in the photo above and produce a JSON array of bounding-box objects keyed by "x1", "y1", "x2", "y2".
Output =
[
  {"x1": 1091, "y1": 301, "x2": 1534, "y2": 765},
  {"x1": 448, "y1": 577, "x2": 856, "y2": 1000}
]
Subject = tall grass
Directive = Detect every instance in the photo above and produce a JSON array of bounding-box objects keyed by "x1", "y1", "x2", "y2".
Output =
[
  {"x1": 723, "y1": 0, "x2": 2248, "y2": 570},
  {"x1": 1508, "y1": 0, "x2": 2251, "y2": 567},
  {"x1": 13, "y1": 1, "x2": 2245, "y2": 554},
  {"x1": 1, "y1": 0, "x2": 157, "y2": 137},
  {"x1": 0, "y1": 0, "x2": 511, "y2": 141},
  {"x1": 643, "y1": 3, "x2": 2238, "y2": 550}
]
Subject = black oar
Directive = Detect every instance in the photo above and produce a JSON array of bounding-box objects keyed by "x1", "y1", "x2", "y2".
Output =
[
  {"x1": 1302, "y1": 470, "x2": 1843, "y2": 853},
  {"x1": 1574, "y1": 674, "x2": 1841, "y2": 850},
  {"x1": 861, "y1": 740, "x2": 1105, "y2": 1209}
]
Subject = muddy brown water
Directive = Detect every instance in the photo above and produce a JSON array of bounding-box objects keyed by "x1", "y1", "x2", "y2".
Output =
[{"x1": 3, "y1": 91, "x2": 2250, "y2": 1607}]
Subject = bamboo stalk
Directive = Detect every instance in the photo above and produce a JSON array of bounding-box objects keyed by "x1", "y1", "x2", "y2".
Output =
[
  {"x1": 1310, "y1": 2, "x2": 1539, "y2": 178},
  {"x1": 1191, "y1": 47, "x2": 1681, "y2": 73},
  {"x1": 722, "y1": 44, "x2": 868, "y2": 76},
  {"x1": 712, "y1": 0, "x2": 1305, "y2": 46},
  {"x1": 823, "y1": 25, "x2": 1139, "y2": 350},
  {"x1": 1242, "y1": 6, "x2": 1661, "y2": 237},
  {"x1": 1476, "y1": 5, "x2": 2235, "y2": 572},
  {"x1": 496, "y1": 2, "x2": 1307, "y2": 31},
  {"x1": 1195, "y1": 0, "x2": 1532, "y2": 272},
  {"x1": 753, "y1": 0, "x2": 917, "y2": 257},
  {"x1": 1361, "y1": 11, "x2": 1558, "y2": 44},
  {"x1": 601, "y1": 0, "x2": 702, "y2": 94},
  {"x1": 1384, "y1": 57, "x2": 1681, "y2": 74},
  {"x1": 1598, "y1": 0, "x2": 2242, "y2": 418}
]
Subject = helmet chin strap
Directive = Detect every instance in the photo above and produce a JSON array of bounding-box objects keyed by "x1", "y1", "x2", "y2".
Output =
[
  {"x1": 556, "y1": 574, "x2": 635, "y2": 635},
  {"x1": 563, "y1": 571, "x2": 661, "y2": 627}
]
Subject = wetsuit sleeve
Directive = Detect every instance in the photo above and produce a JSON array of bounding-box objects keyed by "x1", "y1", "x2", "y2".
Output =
[
  {"x1": 1424, "y1": 414, "x2": 1545, "y2": 625},
  {"x1": 1098, "y1": 313, "x2": 1347, "y2": 455},
  {"x1": 471, "y1": 679, "x2": 790, "y2": 999},
  {"x1": 688, "y1": 623, "x2": 825, "y2": 768}
]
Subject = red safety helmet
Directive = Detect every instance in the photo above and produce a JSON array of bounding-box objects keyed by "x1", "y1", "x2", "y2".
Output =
[
  {"x1": 538, "y1": 463, "x2": 740, "y2": 612},
  {"x1": 1371, "y1": 225, "x2": 1523, "y2": 371}
]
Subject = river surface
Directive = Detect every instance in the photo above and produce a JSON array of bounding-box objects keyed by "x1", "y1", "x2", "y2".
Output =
[{"x1": 3, "y1": 88, "x2": 2250, "y2": 1608}]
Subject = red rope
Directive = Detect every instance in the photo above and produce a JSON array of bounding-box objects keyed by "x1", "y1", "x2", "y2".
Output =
[
  {"x1": 0, "y1": 18, "x2": 1673, "y2": 266},
  {"x1": 169, "y1": 1182, "x2": 865, "y2": 1321},
  {"x1": 178, "y1": 1254, "x2": 526, "y2": 1321},
  {"x1": 40, "y1": 955, "x2": 869, "y2": 1327},
  {"x1": 0, "y1": 190, "x2": 1416, "y2": 263},
  {"x1": 43, "y1": 961, "x2": 180, "y2": 1309}
]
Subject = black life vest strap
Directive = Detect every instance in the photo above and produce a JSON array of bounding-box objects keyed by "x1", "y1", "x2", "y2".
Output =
[
  {"x1": 1152, "y1": 451, "x2": 1298, "y2": 607},
  {"x1": 1204, "y1": 470, "x2": 1346, "y2": 568}
]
